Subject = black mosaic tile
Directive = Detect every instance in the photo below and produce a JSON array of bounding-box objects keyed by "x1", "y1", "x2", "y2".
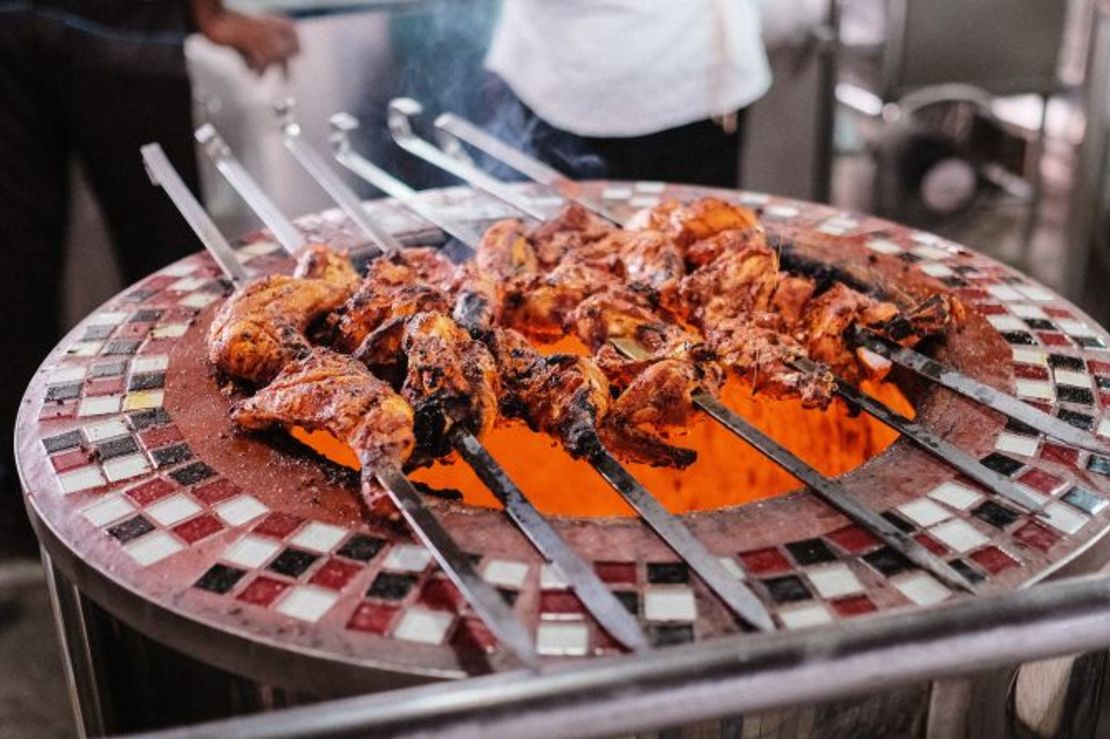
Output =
[
  {"x1": 130, "y1": 309, "x2": 163, "y2": 323},
  {"x1": 129, "y1": 408, "x2": 171, "y2": 430},
  {"x1": 953, "y1": 265, "x2": 979, "y2": 275},
  {"x1": 651, "y1": 624, "x2": 695, "y2": 647},
  {"x1": 647, "y1": 562, "x2": 689, "y2": 584},
  {"x1": 1001, "y1": 331, "x2": 1036, "y2": 346},
  {"x1": 1057, "y1": 386, "x2": 1095, "y2": 406},
  {"x1": 107, "y1": 515, "x2": 154, "y2": 543},
  {"x1": 267, "y1": 548, "x2": 319, "y2": 578},
  {"x1": 761, "y1": 575, "x2": 812, "y2": 604},
  {"x1": 1048, "y1": 354, "x2": 1085, "y2": 371},
  {"x1": 940, "y1": 276, "x2": 968, "y2": 288},
  {"x1": 1063, "y1": 486, "x2": 1107, "y2": 515},
  {"x1": 1005, "y1": 418, "x2": 1039, "y2": 436},
  {"x1": 785, "y1": 538, "x2": 837, "y2": 566},
  {"x1": 898, "y1": 252, "x2": 922, "y2": 264},
  {"x1": 169, "y1": 461, "x2": 216, "y2": 486},
  {"x1": 45, "y1": 383, "x2": 82, "y2": 402},
  {"x1": 1024, "y1": 319, "x2": 1056, "y2": 331},
  {"x1": 863, "y1": 547, "x2": 913, "y2": 577},
  {"x1": 194, "y1": 564, "x2": 246, "y2": 594},
  {"x1": 498, "y1": 588, "x2": 518, "y2": 607},
  {"x1": 103, "y1": 339, "x2": 140, "y2": 356},
  {"x1": 337, "y1": 534, "x2": 385, "y2": 562},
  {"x1": 949, "y1": 559, "x2": 986, "y2": 584},
  {"x1": 152, "y1": 443, "x2": 193, "y2": 468},
  {"x1": 96, "y1": 436, "x2": 139, "y2": 460},
  {"x1": 615, "y1": 591, "x2": 639, "y2": 615},
  {"x1": 123, "y1": 288, "x2": 157, "y2": 303},
  {"x1": 128, "y1": 373, "x2": 165, "y2": 391},
  {"x1": 90, "y1": 360, "x2": 127, "y2": 378},
  {"x1": 366, "y1": 572, "x2": 417, "y2": 600},
  {"x1": 82, "y1": 325, "x2": 115, "y2": 341},
  {"x1": 42, "y1": 430, "x2": 82, "y2": 453},
  {"x1": 980, "y1": 453, "x2": 1024, "y2": 476},
  {"x1": 1087, "y1": 455, "x2": 1110, "y2": 477},
  {"x1": 1076, "y1": 336, "x2": 1107, "y2": 349},
  {"x1": 1095, "y1": 376, "x2": 1110, "y2": 391},
  {"x1": 971, "y1": 501, "x2": 1021, "y2": 529},
  {"x1": 1058, "y1": 409, "x2": 1094, "y2": 431},
  {"x1": 881, "y1": 510, "x2": 915, "y2": 533}
]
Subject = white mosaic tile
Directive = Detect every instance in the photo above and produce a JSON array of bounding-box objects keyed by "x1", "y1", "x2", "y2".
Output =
[
  {"x1": 644, "y1": 587, "x2": 697, "y2": 622},
  {"x1": 817, "y1": 223, "x2": 849, "y2": 236},
  {"x1": 215, "y1": 495, "x2": 268, "y2": 526},
  {"x1": 289, "y1": 521, "x2": 347, "y2": 553},
  {"x1": 929, "y1": 519, "x2": 989, "y2": 554},
  {"x1": 124, "y1": 531, "x2": 184, "y2": 566},
  {"x1": 928, "y1": 481, "x2": 983, "y2": 511},
  {"x1": 537, "y1": 622, "x2": 589, "y2": 657},
  {"x1": 806, "y1": 564, "x2": 864, "y2": 599},
  {"x1": 737, "y1": 191, "x2": 771, "y2": 205},
  {"x1": 81, "y1": 494, "x2": 135, "y2": 526},
  {"x1": 145, "y1": 494, "x2": 201, "y2": 526},
  {"x1": 911, "y1": 231, "x2": 940, "y2": 244},
  {"x1": 1015, "y1": 379, "x2": 1055, "y2": 402},
  {"x1": 123, "y1": 390, "x2": 164, "y2": 411},
  {"x1": 1057, "y1": 319, "x2": 1096, "y2": 337},
  {"x1": 482, "y1": 560, "x2": 529, "y2": 589},
  {"x1": 986, "y1": 285, "x2": 1023, "y2": 302},
  {"x1": 893, "y1": 574, "x2": 950, "y2": 605},
  {"x1": 1041, "y1": 502, "x2": 1088, "y2": 535},
  {"x1": 994, "y1": 432, "x2": 1040, "y2": 458},
  {"x1": 49, "y1": 366, "x2": 87, "y2": 384},
  {"x1": 1012, "y1": 347, "x2": 1048, "y2": 366},
  {"x1": 920, "y1": 263, "x2": 955, "y2": 278},
  {"x1": 131, "y1": 355, "x2": 168, "y2": 373},
  {"x1": 1016, "y1": 285, "x2": 1054, "y2": 302},
  {"x1": 78, "y1": 396, "x2": 122, "y2": 417},
  {"x1": 58, "y1": 466, "x2": 107, "y2": 494},
  {"x1": 159, "y1": 263, "x2": 197, "y2": 277},
  {"x1": 1054, "y1": 369, "x2": 1091, "y2": 388},
  {"x1": 540, "y1": 563, "x2": 569, "y2": 590},
  {"x1": 393, "y1": 608, "x2": 454, "y2": 645},
  {"x1": 764, "y1": 205, "x2": 799, "y2": 218},
  {"x1": 1098, "y1": 417, "x2": 1110, "y2": 439},
  {"x1": 780, "y1": 603, "x2": 833, "y2": 630},
  {"x1": 911, "y1": 244, "x2": 952, "y2": 261},
  {"x1": 986, "y1": 315, "x2": 1028, "y2": 332},
  {"x1": 83, "y1": 419, "x2": 129, "y2": 442},
  {"x1": 103, "y1": 454, "x2": 150, "y2": 482},
  {"x1": 179, "y1": 292, "x2": 218, "y2": 309},
  {"x1": 150, "y1": 323, "x2": 188, "y2": 339},
  {"x1": 382, "y1": 544, "x2": 433, "y2": 573},
  {"x1": 1010, "y1": 303, "x2": 1048, "y2": 320},
  {"x1": 898, "y1": 498, "x2": 953, "y2": 527},
  {"x1": 629, "y1": 195, "x2": 660, "y2": 208},
  {"x1": 67, "y1": 341, "x2": 103, "y2": 357},
  {"x1": 634, "y1": 180, "x2": 666, "y2": 193},
  {"x1": 223, "y1": 535, "x2": 280, "y2": 568},
  {"x1": 866, "y1": 238, "x2": 902, "y2": 255},
  {"x1": 87, "y1": 311, "x2": 129, "y2": 326},
  {"x1": 275, "y1": 586, "x2": 339, "y2": 623},
  {"x1": 167, "y1": 277, "x2": 207, "y2": 292},
  {"x1": 601, "y1": 187, "x2": 633, "y2": 200}
]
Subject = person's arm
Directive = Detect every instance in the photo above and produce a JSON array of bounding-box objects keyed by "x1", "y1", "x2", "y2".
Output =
[{"x1": 191, "y1": 0, "x2": 300, "y2": 76}]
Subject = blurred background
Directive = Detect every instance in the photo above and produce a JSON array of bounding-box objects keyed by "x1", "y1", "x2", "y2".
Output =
[{"x1": 2, "y1": 0, "x2": 1109, "y2": 735}]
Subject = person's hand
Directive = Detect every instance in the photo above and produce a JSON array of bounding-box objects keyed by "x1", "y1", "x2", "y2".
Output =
[{"x1": 198, "y1": 9, "x2": 300, "y2": 77}]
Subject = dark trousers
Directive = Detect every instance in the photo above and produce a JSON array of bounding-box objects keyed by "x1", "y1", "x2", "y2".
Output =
[
  {"x1": 0, "y1": 3, "x2": 200, "y2": 542},
  {"x1": 483, "y1": 75, "x2": 747, "y2": 188}
]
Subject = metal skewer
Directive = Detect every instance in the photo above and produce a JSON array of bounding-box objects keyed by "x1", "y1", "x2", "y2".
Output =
[
  {"x1": 274, "y1": 100, "x2": 404, "y2": 257},
  {"x1": 143, "y1": 142, "x2": 542, "y2": 669},
  {"x1": 195, "y1": 123, "x2": 306, "y2": 254},
  {"x1": 610, "y1": 340, "x2": 974, "y2": 593},
  {"x1": 855, "y1": 329, "x2": 1109, "y2": 455},
  {"x1": 434, "y1": 111, "x2": 625, "y2": 226}
]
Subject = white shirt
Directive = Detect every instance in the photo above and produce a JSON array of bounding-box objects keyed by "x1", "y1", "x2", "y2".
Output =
[{"x1": 486, "y1": 0, "x2": 772, "y2": 138}]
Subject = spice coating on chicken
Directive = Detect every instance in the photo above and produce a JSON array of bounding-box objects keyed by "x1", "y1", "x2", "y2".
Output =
[
  {"x1": 628, "y1": 197, "x2": 761, "y2": 248},
  {"x1": 454, "y1": 219, "x2": 541, "y2": 332},
  {"x1": 208, "y1": 275, "x2": 351, "y2": 385},
  {"x1": 292, "y1": 244, "x2": 361, "y2": 291},
  {"x1": 801, "y1": 283, "x2": 902, "y2": 383},
  {"x1": 501, "y1": 261, "x2": 619, "y2": 341},
  {"x1": 679, "y1": 242, "x2": 781, "y2": 326},
  {"x1": 526, "y1": 203, "x2": 615, "y2": 268}
]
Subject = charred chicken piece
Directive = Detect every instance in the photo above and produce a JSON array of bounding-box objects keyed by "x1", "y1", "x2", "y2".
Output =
[
  {"x1": 800, "y1": 283, "x2": 903, "y2": 384},
  {"x1": 591, "y1": 228, "x2": 685, "y2": 308},
  {"x1": 500, "y1": 260, "x2": 620, "y2": 341},
  {"x1": 628, "y1": 197, "x2": 761, "y2": 248},
  {"x1": 679, "y1": 242, "x2": 782, "y2": 327},
  {"x1": 292, "y1": 244, "x2": 361, "y2": 291},
  {"x1": 208, "y1": 274, "x2": 351, "y2": 385},
  {"x1": 231, "y1": 348, "x2": 416, "y2": 518},
  {"x1": 684, "y1": 227, "x2": 768, "y2": 270},
  {"x1": 355, "y1": 311, "x2": 500, "y2": 460},
  {"x1": 526, "y1": 203, "x2": 615, "y2": 268},
  {"x1": 454, "y1": 219, "x2": 541, "y2": 332}
]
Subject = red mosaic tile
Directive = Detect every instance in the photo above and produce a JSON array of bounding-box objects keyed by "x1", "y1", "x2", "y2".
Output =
[
  {"x1": 451, "y1": 617, "x2": 497, "y2": 652},
  {"x1": 51, "y1": 448, "x2": 94, "y2": 472},
  {"x1": 1027, "y1": 401, "x2": 1053, "y2": 414},
  {"x1": 958, "y1": 288, "x2": 988, "y2": 302},
  {"x1": 1038, "y1": 332, "x2": 1071, "y2": 347},
  {"x1": 174, "y1": 514, "x2": 224, "y2": 544},
  {"x1": 594, "y1": 561, "x2": 637, "y2": 585},
  {"x1": 592, "y1": 626, "x2": 624, "y2": 654},
  {"x1": 739, "y1": 547, "x2": 792, "y2": 575},
  {"x1": 1101, "y1": 393, "x2": 1110, "y2": 409},
  {"x1": 143, "y1": 338, "x2": 177, "y2": 353},
  {"x1": 419, "y1": 578, "x2": 464, "y2": 611},
  {"x1": 39, "y1": 401, "x2": 76, "y2": 421},
  {"x1": 975, "y1": 303, "x2": 1007, "y2": 315},
  {"x1": 236, "y1": 576, "x2": 290, "y2": 607},
  {"x1": 827, "y1": 525, "x2": 881, "y2": 554},
  {"x1": 1012, "y1": 521, "x2": 1060, "y2": 553},
  {"x1": 115, "y1": 323, "x2": 152, "y2": 339},
  {"x1": 140, "y1": 425, "x2": 184, "y2": 449},
  {"x1": 84, "y1": 377, "x2": 125, "y2": 396},
  {"x1": 346, "y1": 602, "x2": 398, "y2": 634},
  {"x1": 1013, "y1": 365, "x2": 1049, "y2": 381},
  {"x1": 309, "y1": 558, "x2": 361, "y2": 590},
  {"x1": 1088, "y1": 360, "x2": 1110, "y2": 375},
  {"x1": 142, "y1": 275, "x2": 178, "y2": 291},
  {"x1": 969, "y1": 546, "x2": 1019, "y2": 574},
  {"x1": 915, "y1": 533, "x2": 948, "y2": 555},
  {"x1": 831, "y1": 595, "x2": 878, "y2": 617},
  {"x1": 253, "y1": 512, "x2": 305, "y2": 539},
  {"x1": 1041, "y1": 443, "x2": 1080, "y2": 468},
  {"x1": 539, "y1": 591, "x2": 585, "y2": 616},
  {"x1": 125, "y1": 477, "x2": 177, "y2": 505},
  {"x1": 1017, "y1": 469, "x2": 1066, "y2": 496},
  {"x1": 1045, "y1": 307, "x2": 1074, "y2": 319},
  {"x1": 192, "y1": 478, "x2": 240, "y2": 505}
]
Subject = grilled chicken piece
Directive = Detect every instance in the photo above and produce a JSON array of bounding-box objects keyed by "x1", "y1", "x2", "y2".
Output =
[
  {"x1": 454, "y1": 219, "x2": 541, "y2": 332},
  {"x1": 394, "y1": 247, "x2": 458, "y2": 288},
  {"x1": 501, "y1": 261, "x2": 619, "y2": 341},
  {"x1": 685, "y1": 227, "x2": 767, "y2": 270},
  {"x1": 355, "y1": 311, "x2": 500, "y2": 459},
  {"x1": 591, "y1": 229, "x2": 685, "y2": 308},
  {"x1": 771, "y1": 273, "x2": 818, "y2": 329},
  {"x1": 527, "y1": 203, "x2": 615, "y2": 268},
  {"x1": 292, "y1": 244, "x2": 361, "y2": 291},
  {"x1": 801, "y1": 283, "x2": 902, "y2": 383},
  {"x1": 208, "y1": 275, "x2": 351, "y2": 385},
  {"x1": 628, "y1": 197, "x2": 761, "y2": 248},
  {"x1": 679, "y1": 242, "x2": 781, "y2": 327},
  {"x1": 231, "y1": 348, "x2": 415, "y2": 518}
]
